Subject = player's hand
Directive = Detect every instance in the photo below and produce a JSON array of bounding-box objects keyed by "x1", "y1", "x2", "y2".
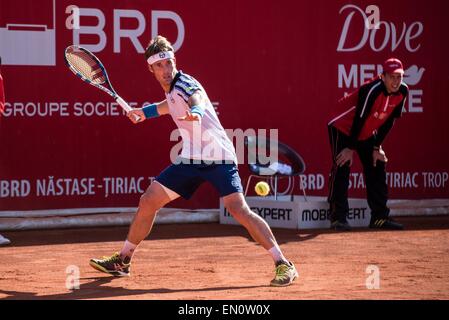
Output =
[
  {"x1": 336, "y1": 148, "x2": 354, "y2": 167},
  {"x1": 373, "y1": 147, "x2": 388, "y2": 167},
  {"x1": 178, "y1": 110, "x2": 201, "y2": 123},
  {"x1": 127, "y1": 109, "x2": 145, "y2": 124}
]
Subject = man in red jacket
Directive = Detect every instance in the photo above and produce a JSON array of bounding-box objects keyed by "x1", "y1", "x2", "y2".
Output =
[
  {"x1": 327, "y1": 58, "x2": 408, "y2": 231},
  {"x1": 0, "y1": 56, "x2": 11, "y2": 246}
]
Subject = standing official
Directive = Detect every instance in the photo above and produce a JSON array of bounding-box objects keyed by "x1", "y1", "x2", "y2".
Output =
[{"x1": 327, "y1": 58, "x2": 408, "y2": 231}]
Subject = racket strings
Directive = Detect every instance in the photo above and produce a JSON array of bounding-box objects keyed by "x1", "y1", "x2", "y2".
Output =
[{"x1": 66, "y1": 50, "x2": 106, "y2": 85}]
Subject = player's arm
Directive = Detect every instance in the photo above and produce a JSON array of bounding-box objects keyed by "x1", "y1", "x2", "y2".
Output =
[
  {"x1": 155, "y1": 100, "x2": 169, "y2": 115},
  {"x1": 127, "y1": 99, "x2": 168, "y2": 124},
  {"x1": 178, "y1": 91, "x2": 205, "y2": 122}
]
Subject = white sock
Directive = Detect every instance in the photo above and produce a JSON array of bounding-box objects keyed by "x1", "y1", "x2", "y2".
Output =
[
  {"x1": 268, "y1": 245, "x2": 288, "y2": 265},
  {"x1": 120, "y1": 240, "x2": 137, "y2": 264}
]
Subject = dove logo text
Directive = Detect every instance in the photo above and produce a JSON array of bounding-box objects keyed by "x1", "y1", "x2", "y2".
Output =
[{"x1": 337, "y1": 4, "x2": 423, "y2": 53}]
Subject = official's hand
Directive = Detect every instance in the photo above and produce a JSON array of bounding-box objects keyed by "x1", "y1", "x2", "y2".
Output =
[
  {"x1": 127, "y1": 109, "x2": 145, "y2": 124},
  {"x1": 373, "y1": 147, "x2": 388, "y2": 167},
  {"x1": 336, "y1": 148, "x2": 354, "y2": 167},
  {"x1": 178, "y1": 110, "x2": 201, "y2": 122}
]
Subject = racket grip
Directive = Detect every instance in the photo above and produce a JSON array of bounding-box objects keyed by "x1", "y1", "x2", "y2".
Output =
[{"x1": 116, "y1": 96, "x2": 140, "y2": 122}]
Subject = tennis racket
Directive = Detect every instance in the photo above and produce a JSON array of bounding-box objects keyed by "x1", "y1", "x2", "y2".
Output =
[{"x1": 64, "y1": 45, "x2": 140, "y2": 121}]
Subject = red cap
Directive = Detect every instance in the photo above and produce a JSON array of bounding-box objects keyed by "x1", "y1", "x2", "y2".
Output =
[{"x1": 382, "y1": 58, "x2": 404, "y2": 74}]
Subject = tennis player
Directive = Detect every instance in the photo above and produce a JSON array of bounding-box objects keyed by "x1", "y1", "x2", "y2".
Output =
[{"x1": 90, "y1": 36, "x2": 298, "y2": 286}]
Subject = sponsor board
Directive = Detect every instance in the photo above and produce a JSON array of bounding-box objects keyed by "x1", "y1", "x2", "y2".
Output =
[
  {"x1": 219, "y1": 196, "x2": 370, "y2": 230},
  {"x1": 1, "y1": 1, "x2": 448, "y2": 212},
  {"x1": 298, "y1": 197, "x2": 370, "y2": 229},
  {"x1": 220, "y1": 196, "x2": 298, "y2": 229}
]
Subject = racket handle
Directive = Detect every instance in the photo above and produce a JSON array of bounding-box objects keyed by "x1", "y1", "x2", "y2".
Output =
[{"x1": 116, "y1": 96, "x2": 141, "y2": 122}]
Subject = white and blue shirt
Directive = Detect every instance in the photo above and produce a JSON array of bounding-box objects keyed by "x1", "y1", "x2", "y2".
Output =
[{"x1": 166, "y1": 71, "x2": 237, "y2": 164}]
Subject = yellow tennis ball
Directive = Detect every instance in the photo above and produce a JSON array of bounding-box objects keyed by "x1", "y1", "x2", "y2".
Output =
[{"x1": 255, "y1": 181, "x2": 270, "y2": 196}]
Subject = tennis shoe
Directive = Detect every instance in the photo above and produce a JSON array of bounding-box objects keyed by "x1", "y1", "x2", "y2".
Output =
[
  {"x1": 270, "y1": 261, "x2": 298, "y2": 287},
  {"x1": 89, "y1": 252, "x2": 131, "y2": 277}
]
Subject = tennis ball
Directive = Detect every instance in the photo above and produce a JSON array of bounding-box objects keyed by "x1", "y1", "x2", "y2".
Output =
[{"x1": 255, "y1": 181, "x2": 270, "y2": 196}]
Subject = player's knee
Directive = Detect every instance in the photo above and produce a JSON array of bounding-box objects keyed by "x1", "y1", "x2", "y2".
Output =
[
  {"x1": 226, "y1": 202, "x2": 252, "y2": 221},
  {"x1": 139, "y1": 191, "x2": 162, "y2": 212}
]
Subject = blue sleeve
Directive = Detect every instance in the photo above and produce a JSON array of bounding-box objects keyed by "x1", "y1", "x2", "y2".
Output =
[{"x1": 174, "y1": 75, "x2": 201, "y2": 101}]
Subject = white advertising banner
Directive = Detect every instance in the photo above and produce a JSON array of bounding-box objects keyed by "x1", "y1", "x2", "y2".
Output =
[{"x1": 220, "y1": 196, "x2": 370, "y2": 230}]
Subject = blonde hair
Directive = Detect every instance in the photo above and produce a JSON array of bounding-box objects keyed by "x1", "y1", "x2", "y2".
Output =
[{"x1": 144, "y1": 36, "x2": 174, "y2": 60}]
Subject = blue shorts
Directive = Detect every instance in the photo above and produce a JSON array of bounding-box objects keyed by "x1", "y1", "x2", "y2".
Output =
[{"x1": 155, "y1": 161, "x2": 243, "y2": 199}]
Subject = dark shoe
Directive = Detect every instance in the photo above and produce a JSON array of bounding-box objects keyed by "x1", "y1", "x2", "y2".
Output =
[
  {"x1": 90, "y1": 252, "x2": 131, "y2": 277},
  {"x1": 330, "y1": 220, "x2": 352, "y2": 231},
  {"x1": 369, "y1": 218, "x2": 404, "y2": 230}
]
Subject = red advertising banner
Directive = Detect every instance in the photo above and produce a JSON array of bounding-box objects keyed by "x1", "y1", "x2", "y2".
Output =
[{"x1": 1, "y1": 0, "x2": 448, "y2": 211}]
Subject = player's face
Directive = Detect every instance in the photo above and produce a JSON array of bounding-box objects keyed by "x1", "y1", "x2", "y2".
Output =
[
  {"x1": 149, "y1": 58, "x2": 177, "y2": 88},
  {"x1": 382, "y1": 72, "x2": 403, "y2": 94}
]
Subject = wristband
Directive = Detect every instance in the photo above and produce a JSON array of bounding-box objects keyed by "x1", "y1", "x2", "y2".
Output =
[
  {"x1": 190, "y1": 105, "x2": 205, "y2": 117},
  {"x1": 142, "y1": 103, "x2": 159, "y2": 119}
]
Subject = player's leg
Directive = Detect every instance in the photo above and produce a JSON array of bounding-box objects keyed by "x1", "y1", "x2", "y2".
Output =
[
  {"x1": 327, "y1": 125, "x2": 352, "y2": 230},
  {"x1": 126, "y1": 181, "x2": 175, "y2": 246},
  {"x1": 357, "y1": 144, "x2": 403, "y2": 230},
  {"x1": 90, "y1": 162, "x2": 204, "y2": 276},
  {"x1": 223, "y1": 192, "x2": 298, "y2": 286},
  {"x1": 223, "y1": 192, "x2": 280, "y2": 251},
  {"x1": 89, "y1": 181, "x2": 176, "y2": 276},
  {"x1": 204, "y1": 162, "x2": 297, "y2": 286}
]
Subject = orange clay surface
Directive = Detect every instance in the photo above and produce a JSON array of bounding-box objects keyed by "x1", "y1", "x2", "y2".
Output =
[{"x1": 1, "y1": 216, "x2": 448, "y2": 300}]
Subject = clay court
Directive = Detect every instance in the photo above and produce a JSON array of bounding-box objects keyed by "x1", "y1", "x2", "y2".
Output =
[{"x1": 0, "y1": 215, "x2": 448, "y2": 300}]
